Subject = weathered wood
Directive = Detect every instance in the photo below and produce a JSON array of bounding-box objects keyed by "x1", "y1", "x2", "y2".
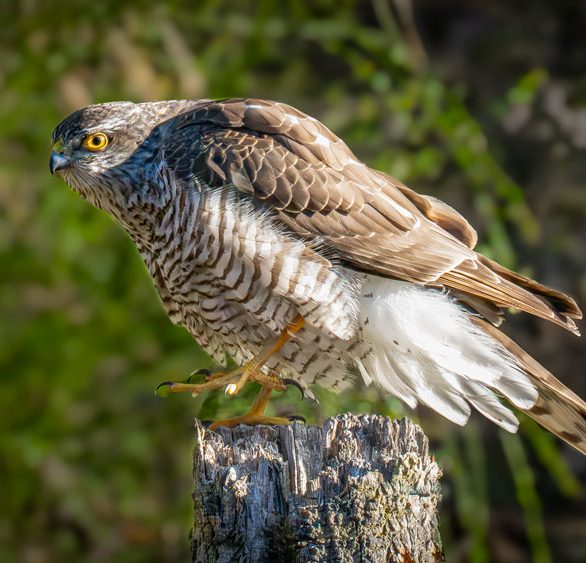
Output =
[{"x1": 191, "y1": 414, "x2": 443, "y2": 562}]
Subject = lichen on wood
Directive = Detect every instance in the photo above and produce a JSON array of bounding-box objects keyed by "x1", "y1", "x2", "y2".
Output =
[{"x1": 191, "y1": 414, "x2": 443, "y2": 562}]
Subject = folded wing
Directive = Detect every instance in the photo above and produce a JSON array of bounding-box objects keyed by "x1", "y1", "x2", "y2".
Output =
[{"x1": 164, "y1": 98, "x2": 582, "y2": 333}]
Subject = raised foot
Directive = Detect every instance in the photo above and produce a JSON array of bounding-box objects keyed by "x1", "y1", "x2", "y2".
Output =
[
  {"x1": 155, "y1": 370, "x2": 287, "y2": 398},
  {"x1": 208, "y1": 415, "x2": 293, "y2": 431}
]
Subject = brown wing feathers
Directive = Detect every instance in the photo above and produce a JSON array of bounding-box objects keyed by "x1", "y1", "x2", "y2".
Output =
[
  {"x1": 174, "y1": 98, "x2": 582, "y2": 335},
  {"x1": 392, "y1": 180, "x2": 479, "y2": 248},
  {"x1": 478, "y1": 255, "x2": 582, "y2": 321},
  {"x1": 441, "y1": 258, "x2": 581, "y2": 335},
  {"x1": 166, "y1": 98, "x2": 586, "y2": 452}
]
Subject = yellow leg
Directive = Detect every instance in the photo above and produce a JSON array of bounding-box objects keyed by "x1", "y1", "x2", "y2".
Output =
[
  {"x1": 208, "y1": 385, "x2": 291, "y2": 430},
  {"x1": 227, "y1": 315, "x2": 305, "y2": 395},
  {"x1": 157, "y1": 316, "x2": 305, "y2": 398}
]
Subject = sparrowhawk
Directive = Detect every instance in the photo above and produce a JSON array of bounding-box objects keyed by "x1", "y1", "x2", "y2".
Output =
[{"x1": 50, "y1": 98, "x2": 586, "y2": 453}]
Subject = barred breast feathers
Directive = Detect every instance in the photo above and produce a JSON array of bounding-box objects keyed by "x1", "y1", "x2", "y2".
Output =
[{"x1": 153, "y1": 182, "x2": 362, "y2": 342}]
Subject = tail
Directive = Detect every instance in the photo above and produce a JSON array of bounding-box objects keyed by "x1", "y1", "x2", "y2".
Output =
[
  {"x1": 473, "y1": 317, "x2": 586, "y2": 455},
  {"x1": 357, "y1": 276, "x2": 586, "y2": 455}
]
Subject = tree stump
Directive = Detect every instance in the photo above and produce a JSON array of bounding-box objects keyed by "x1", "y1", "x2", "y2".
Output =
[{"x1": 191, "y1": 414, "x2": 443, "y2": 562}]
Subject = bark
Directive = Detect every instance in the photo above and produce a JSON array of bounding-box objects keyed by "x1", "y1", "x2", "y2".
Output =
[{"x1": 191, "y1": 414, "x2": 443, "y2": 562}]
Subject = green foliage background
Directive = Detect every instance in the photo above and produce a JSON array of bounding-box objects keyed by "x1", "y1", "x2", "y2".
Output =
[{"x1": 1, "y1": 1, "x2": 585, "y2": 561}]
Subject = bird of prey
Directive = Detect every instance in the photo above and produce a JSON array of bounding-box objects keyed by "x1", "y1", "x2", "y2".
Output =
[{"x1": 50, "y1": 98, "x2": 585, "y2": 453}]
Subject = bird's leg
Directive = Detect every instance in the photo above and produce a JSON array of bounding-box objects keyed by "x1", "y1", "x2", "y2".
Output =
[
  {"x1": 207, "y1": 317, "x2": 307, "y2": 429},
  {"x1": 207, "y1": 385, "x2": 292, "y2": 430},
  {"x1": 224, "y1": 315, "x2": 305, "y2": 395},
  {"x1": 156, "y1": 316, "x2": 305, "y2": 398}
]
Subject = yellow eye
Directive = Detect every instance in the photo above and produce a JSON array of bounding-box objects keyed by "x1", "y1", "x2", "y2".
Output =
[{"x1": 82, "y1": 132, "x2": 109, "y2": 151}]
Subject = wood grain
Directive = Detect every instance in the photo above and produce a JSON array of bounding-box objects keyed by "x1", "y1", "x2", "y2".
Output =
[{"x1": 191, "y1": 414, "x2": 443, "y2": 562}]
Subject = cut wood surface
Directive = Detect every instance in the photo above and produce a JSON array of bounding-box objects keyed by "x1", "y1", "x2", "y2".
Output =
[{"x1": 192, "y1": 414, "x2": 443, "y2": 562}]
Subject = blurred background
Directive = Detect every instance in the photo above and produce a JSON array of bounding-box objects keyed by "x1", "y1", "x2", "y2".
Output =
[{"x1": 1, "y1": 1, "x2": 585, "y2": 561}]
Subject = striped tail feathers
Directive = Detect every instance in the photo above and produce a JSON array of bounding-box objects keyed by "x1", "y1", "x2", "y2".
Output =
[{"x1": 473, "y1": 317, "x2": 586, "y2": 455}]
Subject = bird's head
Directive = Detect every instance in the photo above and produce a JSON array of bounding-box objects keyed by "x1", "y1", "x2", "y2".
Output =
[
  {"x1": 50, "y1": 99, "x2": 206, "y2": 227},
  {"x1": 50, "y1": 101, "x2": 157, "y2": 190},
  {"x1": 50, "y1": 100, "x2": 201, "y2": 194}
]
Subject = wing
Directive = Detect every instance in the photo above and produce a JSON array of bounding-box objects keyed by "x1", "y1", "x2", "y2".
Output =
[{"x1": 163, "y1": 98, "x2": 582, "y2": 333}]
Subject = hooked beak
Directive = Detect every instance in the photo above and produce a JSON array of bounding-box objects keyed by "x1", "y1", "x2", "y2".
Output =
[
  {"x1": 50, "y1": 151, "x2": 70, "y2": 175},
  {"x1": 50, "y1": 137, "x2": 71, "y2": 175}
]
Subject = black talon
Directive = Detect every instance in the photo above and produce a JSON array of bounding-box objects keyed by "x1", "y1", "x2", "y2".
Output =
[
  {"x1": 283, "y1": 378, "x2": 305, "y2": 400},
  {"x1": 287, "y1": 415, "x2": 306, "y2": 423},
  {"x1": 155, "y1": 381, "x2": 175, "y2": 397},
  {"x1": 186, "y1": 368, "x2": 212, "y2": 383}
]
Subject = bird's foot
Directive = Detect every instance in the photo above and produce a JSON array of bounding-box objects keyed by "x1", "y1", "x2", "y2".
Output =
[
  {"x1": 155, "y1": 366, "x2": 286, "y2": 398},
  {"x1": 156, "y1": 316, "x2": 305, "y2": 399},
  {"x1": 208, "y1": 414, "x2": 292, "y2": 431},
  {"x1": 155, "y1": 368, "x2": 241, "y2": 397},
  {"x1": 282, "y1": 378, "x2": 305, "y2": 400},
  {"x1": 198, "y1": 365, "x2": 288, "y2": 395},
  {"x1": 220, "y1": 315, "x2": 305, "y2": 395},
  {"x1": 206, "y1": 385, "x2": 305, "y2": 430}
]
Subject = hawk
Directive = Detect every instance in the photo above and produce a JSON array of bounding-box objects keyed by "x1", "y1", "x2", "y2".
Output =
[{"x1": 50, "y1": 98, "x2": 586, "y2": 453}]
